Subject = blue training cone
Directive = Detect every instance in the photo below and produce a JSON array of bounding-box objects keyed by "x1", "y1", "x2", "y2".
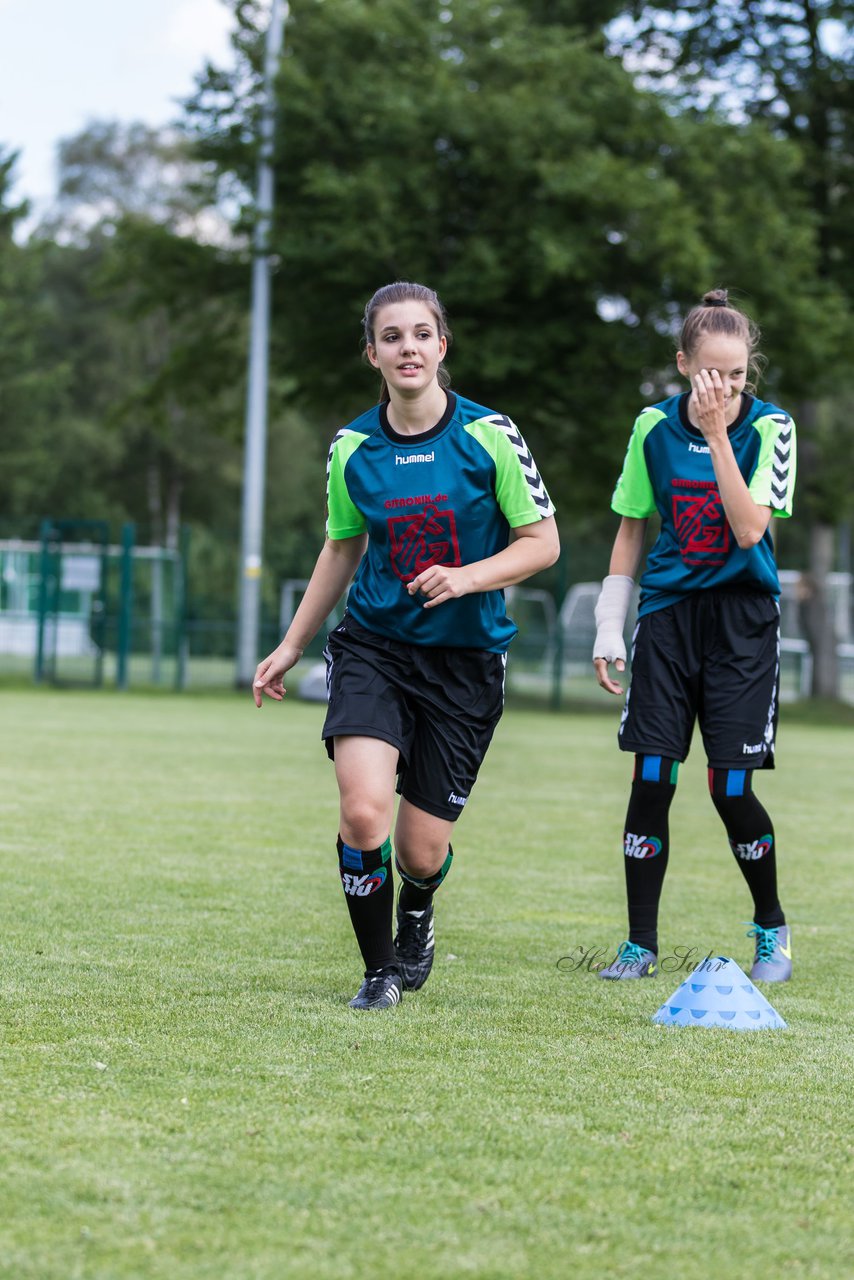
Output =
[{"x1": 651, "y1": 956, "x2": 787, "y2": 1030}]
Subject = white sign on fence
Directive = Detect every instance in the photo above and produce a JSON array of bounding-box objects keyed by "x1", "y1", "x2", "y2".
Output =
[{"x1": 61, "y1": 554, "x2": 101, "y2": 594}]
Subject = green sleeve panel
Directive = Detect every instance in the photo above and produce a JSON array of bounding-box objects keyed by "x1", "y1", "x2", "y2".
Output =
[
  {"x1": 611, "y1": 408, "x2": 664, "y2": 518},
  {"x1": 465, "y1": 417, "x2": 555, "y2": 527},
  {"x1": 749, "y1": 412, "x2": 797, "y2": 517},
  {"x1": 326, "y1": 430, "x2": 369, "y2": 539}
]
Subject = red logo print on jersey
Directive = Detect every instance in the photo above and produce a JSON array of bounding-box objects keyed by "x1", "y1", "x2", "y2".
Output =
[
  {"x1": 388, "y1": 504, "x2": 461, "y2": 582},
  {"x1": 672, "y1": 479, "x2": 730, "y2": 566}
]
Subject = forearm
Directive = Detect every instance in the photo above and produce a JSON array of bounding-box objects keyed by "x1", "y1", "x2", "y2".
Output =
[
  {"x1": 609, "y1": 516, "x2": 647, "y2": 578},
  {"x1": 707, "y1": 439, "x2": 771, "y2": 548},
  {"x1": 592, "y1": 517, "x2": 646, "y2": 685},
  {"x1": 280, "y1": 535, "x2": 366, "y2": 653},
  {"x1": 464, "y1": 518, "x2": 560, "y2": 593}
]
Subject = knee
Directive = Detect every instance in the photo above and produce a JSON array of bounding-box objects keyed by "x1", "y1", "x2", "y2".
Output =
[
  {"x1": 634, "y1": 755, "x2": 679, "y2": 789},
  {"x1": 396, "y1": 840, "x2": 448, "y2": 880},
  {"x1": 340, "y1": 796, "x2": 390, "y2": 850},
  {"x1": 708, "y1": 768, "x2": 755, "y2": 818},
  {"x1": 628, "y1": 755, "x2": 678, "y2": 813},
  {"x1": 708, "y1": 767, "x2": 751, "y2": 798}
]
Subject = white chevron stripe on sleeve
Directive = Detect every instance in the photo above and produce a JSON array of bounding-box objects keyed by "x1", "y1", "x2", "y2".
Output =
[
  {"x1": 768, "y1": 414, "x2": 793, "y2": 509},
  {"x1": 484, "y1": 414, "x2": 555, "y2": 515}
]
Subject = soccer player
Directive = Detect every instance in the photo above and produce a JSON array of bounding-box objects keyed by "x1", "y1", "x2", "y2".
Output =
[
  {"x1": 253, "y1": 281, "x2": 559, "y2": 1009},
  {"x1": 592, "y1": 289, "x2": 796, "y2": 983}
]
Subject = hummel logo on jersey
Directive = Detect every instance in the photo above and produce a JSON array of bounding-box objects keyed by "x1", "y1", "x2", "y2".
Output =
[
  {"x1": 624, "y1": 832, "x2": 662, "y2": 859},
  {"x1": 689, "y1": 442, "x2": 710, "y2": 454},
  {"x1": 731, "y1": 835, "x2": 773, "y2": 861},
  {"x1": 448, "y1": 791, "x2": 467, "y2": 807},
  {"x1": 742, "y1": 742, "x2": 763, "y2": 754},
  {"x1": 395, "y1": 451, "x2": 435, "y2": 466},
  {"x1": 341, "y1": 868, "x2": 388, "y2": 896}
]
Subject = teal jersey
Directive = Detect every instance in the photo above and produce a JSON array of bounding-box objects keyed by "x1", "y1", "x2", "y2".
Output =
[
  {"x1": 326, "y1": 392, "x2": 555, "y2": 651},
  {"x1": 611, "y1": 393, "x2": 796, "y2": 617}
]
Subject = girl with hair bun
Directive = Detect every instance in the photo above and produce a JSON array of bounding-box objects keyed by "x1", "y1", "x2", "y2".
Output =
[
  {"x1": 253, "y1": 281, "x2": 559, "y2": 1010},
  {"x1": 593, "y1": 289, "x2": 797, "y2": 983}
]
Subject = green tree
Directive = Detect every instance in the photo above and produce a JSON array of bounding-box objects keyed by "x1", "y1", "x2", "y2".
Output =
[
  {"x1": 614, "y1": 2, "x2": 853, "y2": 295},
  {"x1": 3, "y1": 114, "x2": 328, "y2": 624},
  {"x1": 0, "y1": 149, "x2": 93, "y2": 529},
  {"x1": 185, "y1": 0, "x2": 838, "y2": 519},
  {"x1": 39, "y1": 121, "x2": 249, "y2": 551}
]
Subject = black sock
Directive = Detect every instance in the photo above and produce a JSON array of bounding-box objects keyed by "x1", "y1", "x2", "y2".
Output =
[
  {"x1": 337, "y1": 835, "x2": 397, "y2": 973},
  {"x1": 397, "y1": 846, "x2": 454, "y2": 913},
  {"x1": 623, "y1": 756, "x2": 678, "y2": 953},
  {"x1": 708, "y1": 770, "x2": 785, "y2": 929}
]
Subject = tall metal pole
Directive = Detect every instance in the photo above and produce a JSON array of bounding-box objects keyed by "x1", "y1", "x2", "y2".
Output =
[{"x1": 236, "y1": 0, "x2": 287, "y2": 685}]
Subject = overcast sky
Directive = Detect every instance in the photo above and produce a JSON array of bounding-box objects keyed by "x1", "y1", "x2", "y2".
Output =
[{"x1": 0, "y1": 0, "x2": 236, "y2": 218}]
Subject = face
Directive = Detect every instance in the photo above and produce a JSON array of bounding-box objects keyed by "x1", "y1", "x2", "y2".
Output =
[
  {"x1": 677, "y1": 333, "x2": 749, "y2": 417},
  {"x1": 366, "y1": 300, "x2": 447, "y2": 395}
]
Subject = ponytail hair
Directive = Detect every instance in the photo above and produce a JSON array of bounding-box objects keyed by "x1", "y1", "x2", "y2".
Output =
[
  {"x1": 362, "y1": 281, "x2": 452, "y2": 402},
  {"x1": 679, "y1": 288, "x2": 765, "y2": 392}
]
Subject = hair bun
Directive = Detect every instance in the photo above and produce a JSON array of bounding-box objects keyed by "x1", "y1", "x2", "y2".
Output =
[{"x1": 703, "y1": 289, "x2": 729, "y2": 308}]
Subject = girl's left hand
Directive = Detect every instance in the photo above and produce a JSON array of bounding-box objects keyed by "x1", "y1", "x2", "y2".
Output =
[
  {"x1": 407, "y1": 564, "x2": 473, "y2": 608},
  {"x1": 690, "y1": 368, "x2": 727, "y2": 441}
]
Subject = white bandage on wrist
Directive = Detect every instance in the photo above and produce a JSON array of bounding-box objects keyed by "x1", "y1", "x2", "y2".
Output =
[{"x1": 592, "y1": 574, "x2": 634, "y2": 664}]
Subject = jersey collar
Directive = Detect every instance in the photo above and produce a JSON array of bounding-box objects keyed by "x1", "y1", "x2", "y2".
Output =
[{"x1": 379, "y1": 391, "x2": 456, "y2": 444}]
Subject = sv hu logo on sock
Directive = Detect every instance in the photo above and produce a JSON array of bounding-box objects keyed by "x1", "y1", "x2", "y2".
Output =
[
  {"x1": 341, "y1": 868, "x2": 388, "y2": 897},
  {"x1": 730, "y1": 835, "x2": 773, "y2": 861},
  {"x1": 624, "y1": 832, "x2": 662, "y2": 859}
]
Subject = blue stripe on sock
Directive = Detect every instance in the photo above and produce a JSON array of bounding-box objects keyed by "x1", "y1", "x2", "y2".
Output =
[
  {"x1": 726, "y1": 770, "x2": 746, "y2": 797},
  {"x1": 641, "y1": 755, "x2": 662, "y2": 783},
  {"x1": 341, "y1": 843, "x2": 364, "y2": 870}
]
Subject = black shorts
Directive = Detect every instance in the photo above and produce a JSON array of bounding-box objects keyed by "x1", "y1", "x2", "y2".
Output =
[
  {"x1": 619, "y1": 589, "x2": 780, "y2": 770},
  {"x1": 321, "y1": 615, "x2": 506, "y2": 821}
]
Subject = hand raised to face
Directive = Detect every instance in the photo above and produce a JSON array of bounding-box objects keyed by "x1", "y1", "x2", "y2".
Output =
[{"x1": 689, "y1": 368, "x2": 728, "y2": 440}]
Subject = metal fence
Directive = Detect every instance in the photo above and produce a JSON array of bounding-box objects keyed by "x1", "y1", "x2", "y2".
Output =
[
  {"x1": 0, "y1": 525, "x2": 187, "y2": 689},
  {"x1": 3, "y1": 531, "x2": 853, "y2": 703}
]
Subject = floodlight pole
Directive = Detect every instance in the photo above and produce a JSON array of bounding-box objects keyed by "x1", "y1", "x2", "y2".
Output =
[{"x1": 236, "y1": 0, "x2": 288, "y2": 686}]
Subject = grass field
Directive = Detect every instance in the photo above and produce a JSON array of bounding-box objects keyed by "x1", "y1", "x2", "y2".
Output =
[{"x1": 1, "y1": 687, "x2": 853, "y2": 1279}]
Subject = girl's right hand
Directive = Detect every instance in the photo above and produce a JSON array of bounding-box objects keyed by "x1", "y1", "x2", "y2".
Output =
[{"x1": 252, "y1": 642, "x2": 303, "y2": 707}]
